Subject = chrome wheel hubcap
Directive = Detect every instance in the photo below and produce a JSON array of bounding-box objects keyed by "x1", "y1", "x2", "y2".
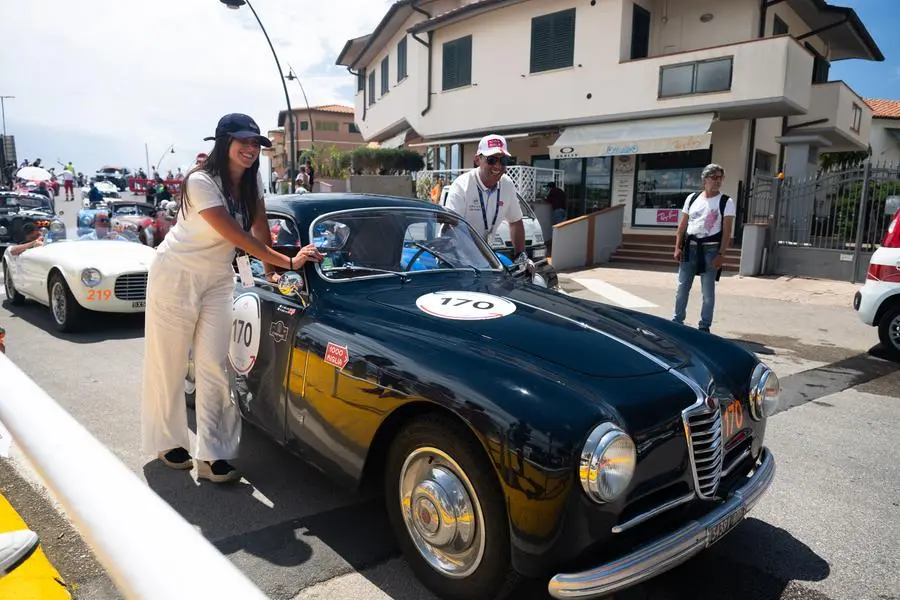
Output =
[
  {"x1": 399, "y1": 447, "x2": 484, "y2": 578},
  {"x1": 51, "y1": 282, "x2": 67, "y2": 325}
]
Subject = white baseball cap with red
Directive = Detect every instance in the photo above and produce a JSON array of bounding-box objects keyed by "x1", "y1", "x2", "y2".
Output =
[{"x1": 477, "y1": 134, "x2": 512, "y2": 157}]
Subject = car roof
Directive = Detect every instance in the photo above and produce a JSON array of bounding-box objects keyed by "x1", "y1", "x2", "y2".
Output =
[{"x1": 265, "y1": 193, "x2": 451, "y2": 222}]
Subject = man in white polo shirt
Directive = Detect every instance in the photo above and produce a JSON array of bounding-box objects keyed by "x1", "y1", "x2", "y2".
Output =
[{"x1": 443, "y1": 134, "x2": 530, "y2": 271}]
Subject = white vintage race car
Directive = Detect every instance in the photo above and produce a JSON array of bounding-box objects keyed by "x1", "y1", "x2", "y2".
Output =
[{"x1": 2, "y1": 234, "x2": 156, "y2": 332}]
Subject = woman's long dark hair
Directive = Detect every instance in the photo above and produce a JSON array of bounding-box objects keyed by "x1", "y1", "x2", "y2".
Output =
[{"x1": 179, "y1": 135, "x2": 260, "y2": 228}]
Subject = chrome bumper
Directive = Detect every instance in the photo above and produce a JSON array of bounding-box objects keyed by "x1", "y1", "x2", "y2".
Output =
[{"x1": 548, "y1": 447, "x2": 775, "y2": 599}]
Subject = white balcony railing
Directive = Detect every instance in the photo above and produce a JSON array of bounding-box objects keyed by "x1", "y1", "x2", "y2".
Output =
[{"x1": 0, "y1": 353, "x2": 268, "y2": 599}]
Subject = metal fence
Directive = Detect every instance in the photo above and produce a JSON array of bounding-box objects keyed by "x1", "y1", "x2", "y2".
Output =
[
  {"x1": 415, "y1": 166, "x2": 565, "y2": 205},
  {"x1": 747, "y1": 160, "x2": 900, "y2": 281}
]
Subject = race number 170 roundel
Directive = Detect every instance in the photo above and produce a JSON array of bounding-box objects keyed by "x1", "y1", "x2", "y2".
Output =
[
  {"x1": 415, "y1": 291, "x2": 516, "y2": 320},
  {"x1": 229, "y1": 293, "x2": 262, "y2": 375}
]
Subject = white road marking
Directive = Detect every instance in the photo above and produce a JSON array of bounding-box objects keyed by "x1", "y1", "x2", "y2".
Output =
[{"x1": 570, "y1": 277, "x2": 658, "y2": 309}]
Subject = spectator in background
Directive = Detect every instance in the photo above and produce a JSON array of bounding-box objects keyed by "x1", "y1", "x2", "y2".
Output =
[
  {"x1": 305, "y1": 158, "x2": 315, "y2": 191},
  {"x1": 61, "y1": 168, "x2": 75, "y2": 202},
  {"x1": 547, "y1": 183, "x2": 567, "y2": 225}
]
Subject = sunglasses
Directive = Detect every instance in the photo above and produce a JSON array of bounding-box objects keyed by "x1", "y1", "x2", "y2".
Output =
[{"x1": 485, "y1": 155, "x2": 510, "y2": 166}]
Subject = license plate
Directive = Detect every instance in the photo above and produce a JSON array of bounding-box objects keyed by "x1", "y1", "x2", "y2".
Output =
[
  {"x1": 707, "y1": 505, "x2": 746, "y2": 546},
  {"x1": 533, "y1": 247, "x2": 547, "y2": 259},
  {"x1": 132, "y1": 300, "x2": 146, "y2": 308}
]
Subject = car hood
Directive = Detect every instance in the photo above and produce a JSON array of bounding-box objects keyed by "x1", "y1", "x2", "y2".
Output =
[
  {"x1": 36, "y1": 240, "x2": 156, "y2": 269},
  {"x1": 367, "y1": 279, "x2": 688, "y2": 378}
]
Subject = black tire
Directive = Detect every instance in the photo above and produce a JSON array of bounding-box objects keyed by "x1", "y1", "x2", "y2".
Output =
[
  {"x1": 48, "y1": 272, "x2": 85, "y2": 332},
  {"x1": 877, "y1": 303, "x2": 900, "y2": 362},
  {"x1": 3, "y1": 261, "x2": 25, "y2": 305},
  {"x1": 384, "y1": 415, "x2": 518, "y2": 600}
]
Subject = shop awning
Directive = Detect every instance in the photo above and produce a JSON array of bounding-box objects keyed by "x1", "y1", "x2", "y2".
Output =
[
  {"x1": 408, "y1": 133, "x2": 529, "y2": 148},
  {"x1": 548, "y1": 113, "x2": 715, "y2": 159}
]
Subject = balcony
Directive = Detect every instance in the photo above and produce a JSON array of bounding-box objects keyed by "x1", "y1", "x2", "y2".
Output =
[
  {"x1": 620, "y1": 35, "x2": 814, "y2": 120},
  {"x1": 786, "y1": 81, "x2": 872, "y2": 151}
]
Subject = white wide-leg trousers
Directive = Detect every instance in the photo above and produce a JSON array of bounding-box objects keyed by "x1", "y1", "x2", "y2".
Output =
[{"x1": 141, "y1": 254, "x2": 241, "y2": 462}]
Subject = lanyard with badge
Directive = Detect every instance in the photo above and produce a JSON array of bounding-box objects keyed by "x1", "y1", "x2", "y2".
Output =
[
  {"x1": 476, "y1": 181, "x2": 501, "y2": 238},
  {"x1": 223, "y1": 187, "x2": 255, "y2": 288}
]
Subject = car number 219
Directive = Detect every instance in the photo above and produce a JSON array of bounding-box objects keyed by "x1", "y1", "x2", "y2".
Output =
[{"x1": 229, "y1": 293, "x2": 262, "y2": 375}]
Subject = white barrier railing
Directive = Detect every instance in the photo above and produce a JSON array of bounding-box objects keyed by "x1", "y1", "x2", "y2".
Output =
[{"x1": 0, "y1": 353, "x2": 268, "y2": 599}]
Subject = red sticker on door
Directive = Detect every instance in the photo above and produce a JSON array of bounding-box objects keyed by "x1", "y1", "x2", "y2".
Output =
[{"x1": 324, "y1": 342, "x2": 349, "y2": 370}]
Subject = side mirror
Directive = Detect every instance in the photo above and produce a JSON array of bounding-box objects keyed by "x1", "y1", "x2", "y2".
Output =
[{"x1": 278, "y1": 271, "x2": 304, "y2": 297}]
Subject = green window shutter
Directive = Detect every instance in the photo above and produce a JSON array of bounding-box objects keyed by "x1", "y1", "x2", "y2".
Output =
[
  {"x1": 442, "y1": 35, "x2": 472, "y2": 90},
  {"x1": 531, "y1": 8, "x2": 576, "y2": 73},
  {"x1": 368, "y1": 71, "x2": 376, "y2": 105},
  {"x1": 381, "y1": 56, "x2": 390, "y2": 94},
  {"x1": 398, "y1": 37, "x2": 408, "y2": 81}
]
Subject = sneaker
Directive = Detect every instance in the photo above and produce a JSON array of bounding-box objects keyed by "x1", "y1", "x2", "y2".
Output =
[
  {"x1": 196, "y1": 460, "x2": 241, "y2": 483},
  {"x1": 0, "y1": 530, "x2": 39, "y2": 574},
  {"x1": 158, "y1": 447, "x2": 193, "y2": 469},
  {"x1": 699, "y1": 326, "x2": 711, "y2": 333}
]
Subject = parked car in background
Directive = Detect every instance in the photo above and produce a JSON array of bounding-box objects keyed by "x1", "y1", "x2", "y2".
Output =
[
  {"x1": 2, "y1": 233, "x2": 155, "y2": 332},
  {"x1": 81, "y1": 181, "x2": 120, "y2": 202},
  {"x1": 93, "y1": 166, "x2": 131, "y2": 191},
  {"x1": 0, "y1": 191, "x2": 66, "y2": 256},
  {"x1": 854, "y1": 206, "x2": 900, "y2": 360},
  {"x1": 189, "y1": 193, "x2": 780, "y2": 600}
]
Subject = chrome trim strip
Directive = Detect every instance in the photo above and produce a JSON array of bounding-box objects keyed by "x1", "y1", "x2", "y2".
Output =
[
  {"x1": 548, "y1": 448, "x2": 775, "y2": 599},
  {"x1": 720, "y1": 448, "x2": 752, "y2": 478},
  {"x1": 611, "y1": 492, "x2": 696, "y2": 534}
]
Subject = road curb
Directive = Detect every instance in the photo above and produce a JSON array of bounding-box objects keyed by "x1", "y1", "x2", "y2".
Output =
[{"x1": 0, "y1": 492, "x2": 71, "y2": 598}]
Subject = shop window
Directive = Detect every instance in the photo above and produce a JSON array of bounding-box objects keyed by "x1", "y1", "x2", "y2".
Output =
[
  {"x1": 531, "y1": 8, "x2": 576, "y2": 73},
  {"x1": 659, "y1": 57, "x2": 732, "y2": 98},
  {"x1": 633, "y1": 149, "x2": 712, "y2": 227},
  {"x1": 450, "y1": 144, "x2": 461, "y2": 170},
  {"x1": 584, "y1": 157, "x2": 612, "y2": 213},
  {"x1": 442, "y1": 36, "x2": 472, "y2": 90}
]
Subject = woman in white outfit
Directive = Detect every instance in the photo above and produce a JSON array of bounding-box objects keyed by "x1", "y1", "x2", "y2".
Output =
[{"x1": 141, "y1": 113, "x2": 322, "y2": 483}]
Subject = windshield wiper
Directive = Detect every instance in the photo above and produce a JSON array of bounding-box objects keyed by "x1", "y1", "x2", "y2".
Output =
[
  {"x1": 411, "y1": 242, "x2": 480, "y2": 277},
  {"x1": 325, "y1": 265, "x2": 411, "y2": 282}
]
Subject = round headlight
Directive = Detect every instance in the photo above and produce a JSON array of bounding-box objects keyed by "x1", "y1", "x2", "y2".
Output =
[
  {"x1": 50, "y1": 220, "x2": 65, "y2": 234},
  {"x1": 749, "y1": 363, "x2": 780, "y2": 420},
  {"x1": 579, "y1": 423, "x2": 636, "y2": 503},
  {"x1": 0, "y1": 225, "x2": 7, "y2": 236},
  {"x1": 81, "y1": 268, "x2": 102, "y2": 287}
]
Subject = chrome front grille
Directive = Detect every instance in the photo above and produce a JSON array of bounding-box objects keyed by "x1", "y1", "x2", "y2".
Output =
[
  {"x1": 114, "y1": 273, "x2": 148, "y2": 300},
  {"x1": 683, "y1": 401, "x2": 723, "y2": 499}
]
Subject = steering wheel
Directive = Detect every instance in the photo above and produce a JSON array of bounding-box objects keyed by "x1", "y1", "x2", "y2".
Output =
[{"x1": 403, "y1": 244, "x2": 431, "y2": 272}]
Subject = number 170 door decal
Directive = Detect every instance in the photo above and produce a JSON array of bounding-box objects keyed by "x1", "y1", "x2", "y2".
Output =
[{"x1": 229, "y1": 293, "x2": 262, "y2": 375}]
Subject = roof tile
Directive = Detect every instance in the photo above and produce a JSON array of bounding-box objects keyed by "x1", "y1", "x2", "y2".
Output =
[{"x1": 865, "y1": 98, "x2": 900, "y2": 119}]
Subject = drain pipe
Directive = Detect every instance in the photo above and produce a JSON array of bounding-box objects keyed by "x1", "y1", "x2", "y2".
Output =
[
  {"x1": 347, "y1": 66, "x2": 366, "y2": 121},
  {"x1": 411, "y1": 3, "x2": 434, "y2": 117}
]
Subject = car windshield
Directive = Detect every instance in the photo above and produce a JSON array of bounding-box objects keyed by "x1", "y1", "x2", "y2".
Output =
[
  {"x1": 112, "y1": 203, "x2": 154, "y2": 217},
  {"x1": 518, "y1": 195, "x2": 537, "y2": 220},
  {"x1": 0, "y1": 194, "x2": 51, "y2": 211},
  {"x1": 312, "y1": 208, "x2": 502, "y2": 281}
]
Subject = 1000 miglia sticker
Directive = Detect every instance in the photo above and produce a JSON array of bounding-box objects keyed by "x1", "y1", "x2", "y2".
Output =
[{"x1": 415, "y1": 291, "x2": 516, "y2": 320}]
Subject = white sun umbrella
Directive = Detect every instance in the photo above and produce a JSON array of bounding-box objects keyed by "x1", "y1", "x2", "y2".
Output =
[{"x1": 17, "y1": 166, "x2": 52, "y2": 182}]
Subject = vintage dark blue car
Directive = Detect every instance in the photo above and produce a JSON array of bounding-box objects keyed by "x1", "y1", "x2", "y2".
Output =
[
  {"x1": 203, "y1": 193, "x2": 780, "y2": 600},
  {"x1": 0, "y1": 191, "x2": 66, "y2": 254}
]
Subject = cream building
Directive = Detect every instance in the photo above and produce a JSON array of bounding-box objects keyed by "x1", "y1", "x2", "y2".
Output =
[
  {"x1": 336, "y1": 0, "x2": 883, "y2": 237},
  {"x1": 866, "y1": 99, "x2": 900, "y2": 164}
]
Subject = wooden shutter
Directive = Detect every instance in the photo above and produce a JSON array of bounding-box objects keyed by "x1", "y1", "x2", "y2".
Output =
[
  {"x1": 531, "y1": 9, "x2": 576, "y2": 73},
  {"x1": 398, "y1": 37, "x2": 408, "y2": 81},
  {"x1": 381, "y1": 56, "x2": 390, "y2": 94},
  {"x1": 442, "y1": 36, "x2": 472, "y2": 90}
]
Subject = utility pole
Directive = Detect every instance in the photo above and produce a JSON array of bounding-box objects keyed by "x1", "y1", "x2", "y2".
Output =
[{"x1": 0, "y1": 96, "x2": 14, "y2": 137}]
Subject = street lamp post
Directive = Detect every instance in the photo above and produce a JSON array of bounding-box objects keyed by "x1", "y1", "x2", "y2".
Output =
[
  {"x1": 156, "y1": 145, "x2": 176, "y2": 174},
  {"x1": 220, "y1": 0, "x2": 295, "y2": 193},
  {"x1": 285, "y1": 65, "x2": 315, "y2": 154}
]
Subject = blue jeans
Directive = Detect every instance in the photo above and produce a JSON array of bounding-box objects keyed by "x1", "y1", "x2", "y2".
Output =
[{"x1": 673, "y1": 244, "x2": 719, "y2": 330}]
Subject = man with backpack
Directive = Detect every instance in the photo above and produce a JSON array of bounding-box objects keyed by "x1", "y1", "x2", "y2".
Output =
[{"x1": 673, "y1": 163, "x2": 735, "y2": 333}]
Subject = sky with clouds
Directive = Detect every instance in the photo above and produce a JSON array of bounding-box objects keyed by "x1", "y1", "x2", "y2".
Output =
[{"x1": 0, "y1": 0, "x2": 896, "y2": 177}]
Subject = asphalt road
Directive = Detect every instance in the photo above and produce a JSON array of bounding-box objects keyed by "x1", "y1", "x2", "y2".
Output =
[{"x1": 0, "y1": 227, "x2": 898, "y2": 600}]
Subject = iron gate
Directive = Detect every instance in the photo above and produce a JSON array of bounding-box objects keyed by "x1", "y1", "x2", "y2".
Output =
[{"x1": 747, "y1": 160, "x2": 900, "y2": 282}]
